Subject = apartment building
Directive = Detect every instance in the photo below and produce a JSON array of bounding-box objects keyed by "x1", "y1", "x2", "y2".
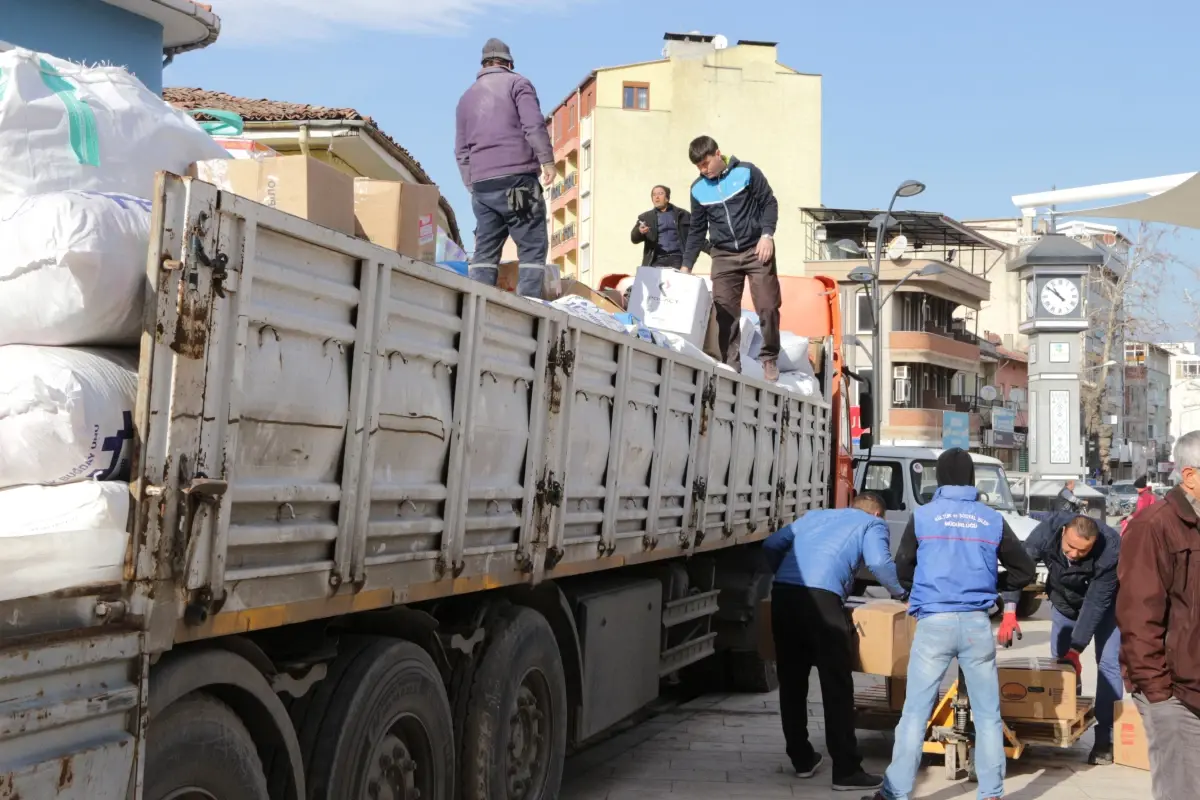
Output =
[
  {"x1": 543, "y1": 32, "x2": 821, "y2": 285},
  {"x1": 1123, "y1": 341, "x2": 1173, "y2": 481},
  {"x1": 800, "y1": 208, "x2": 1003, "y2": 448},
  {"x1": 1162, "y1": 343, "x2": 1200, "y2": 473}
]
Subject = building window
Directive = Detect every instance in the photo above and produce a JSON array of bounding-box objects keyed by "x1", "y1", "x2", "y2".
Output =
[
  {"x1": 856, "y1": 291, "x2": 873, "y2": 334},
  {"x1": 622, "y1": 82, "x2": 650, "y2": 110},
  {"x1": 580, "y1": 243, "x2": 591, "y2": 277},
  {"x1": 581, "y1": 194, "x2": 591, "y2": 221},
  {"x1": 582, "y1": 142, "x2": 592, "y2": 170}
]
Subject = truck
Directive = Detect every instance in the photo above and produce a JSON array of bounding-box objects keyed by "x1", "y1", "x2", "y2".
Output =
[{"x1": 0, "y1": 174, "x2": 854, "y2": 800}]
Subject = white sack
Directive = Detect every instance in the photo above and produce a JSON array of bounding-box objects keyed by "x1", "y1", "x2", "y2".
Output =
[
  {"x1": 776, "y1": 370, "x2": 819, "y2": 398},
  {"x1": 0, "y1": 481, "x2": 129, "y2": 601},
  {"x1": 548, "y1": 296, "x2": 629, "y2": 334},
  {"x1": 0, "y1": 191, "x2": 152, "y2": 346},
  {"x1": 739, "y1": 312, "x2": 763, "y2": 362},
  {"x1": 778, "y1": 332, "x2": 813, "y2": 376},
  {"x1": 0, "y1": 49, "x2": 229, "y2": 201},
  {"x1": 0, "y1": 346, "x2": 138, "y2": 488},
  {"x1": 655, "y1": 331, "x2": 717, "y2": 364}
]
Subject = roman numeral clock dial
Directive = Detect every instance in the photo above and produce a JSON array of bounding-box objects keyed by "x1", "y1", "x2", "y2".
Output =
[{"x1": 1039, "y1": 278, "x2": 1080, "y2": 316}]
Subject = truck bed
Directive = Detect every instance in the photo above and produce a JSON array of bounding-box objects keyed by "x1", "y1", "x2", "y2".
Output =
[{"x1": 0, "y1": 175, "x2": 833, "y2": 798}]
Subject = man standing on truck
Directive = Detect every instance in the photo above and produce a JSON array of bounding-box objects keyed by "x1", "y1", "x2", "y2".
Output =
[
  {"x1": 455, "y1": 38, "x2": 555, "y2": 299},
  {"x1": 998, "y1": 513, "x2": 1122, "y2": 765},
  {"x1": 632, "y1": 185, "x2": 699, "y2": 268},
  {"x1": 1118, "y1": 431, "x2": 1200, "y2": 799},
  {"x1": 866, "y1": 448, "x2": 1036, "y2": 800},
  {"x1": 681, "y1": 135, "x2": 783, "y2": 381},
  {"x1": 762, "y1": 492, "x2": 905, "y2": 793}
]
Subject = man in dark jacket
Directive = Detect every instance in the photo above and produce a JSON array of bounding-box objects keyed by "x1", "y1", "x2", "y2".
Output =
[
  {"x1": 999, "y1": 512, "x2": 1121, "y2": 765},
  {"x1": 1118, "y1": 430, "x2": 1200, "y2": 799},
  {"x1": 631, "y1": 185, "x2": 696, "y2": 268},
  {"x1": 681, "y1": 135, "x2": 782, "y2": 381},
  {"x1": 1056, "y1": 478, "x2": 1082, "y2": 513},
  {"x1": 455, "y1": 38, "x2": 554, "y2": 299},
  {"x1": 867, "y1": 449, "x2": 1035, "y2": 800}
]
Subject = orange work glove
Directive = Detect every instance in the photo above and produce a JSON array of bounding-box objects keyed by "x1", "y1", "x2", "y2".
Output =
[{"x1": 997, "y1": 611, "x2": 1022, "y2": 648}]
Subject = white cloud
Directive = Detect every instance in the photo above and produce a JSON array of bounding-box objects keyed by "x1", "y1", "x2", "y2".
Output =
[{"x1": 216, "y1": 0, "x2": 577, "y2": 43}]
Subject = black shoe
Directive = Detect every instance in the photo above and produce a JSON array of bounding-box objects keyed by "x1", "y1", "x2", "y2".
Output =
[
  {"x1": 859, "y1": 795, "x2": 886, "y2": 800},
  {"x1": 833, "y1": 770, "x2": 884, "y2": 791},
  {"x1": 1088, "y1": 743, "x2": 1114, "y2": 765},
  {"x1": 793, "y1": 752, "x2": 824, "y2": 778}
]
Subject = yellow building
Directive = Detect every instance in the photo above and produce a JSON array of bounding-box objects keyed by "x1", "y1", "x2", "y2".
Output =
[{"x1": 545, "y1": 33, "x2": 822, "y2": 285}]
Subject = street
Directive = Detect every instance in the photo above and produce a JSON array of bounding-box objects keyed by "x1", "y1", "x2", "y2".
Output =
[{"x1": 561, "y1": 603, "x2": 1150, "y2": 800}]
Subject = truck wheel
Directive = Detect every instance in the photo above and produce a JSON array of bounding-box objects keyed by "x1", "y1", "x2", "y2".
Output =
[
  {"x1": 461, "y1": 606, "x2": 568, "y2": 800},
  {"x1": 727, "y1": 650, "x2": 779, "y2": 693},
  {"x1": 293, "y1": 636, "x2": 455, "y2": 800},
  {"x1": 1016, "y1": 594, "x2": 1043, "y2": 618},
  {"x1": 145, "y1": 693, "x2": 270, "y2": 800}
]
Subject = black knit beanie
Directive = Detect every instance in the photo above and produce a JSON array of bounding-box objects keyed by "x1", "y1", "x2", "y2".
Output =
[
  {"x1": 1135, "y1": 475, "x2": 1148, "y2": 489},
  {"x1": 936, "y1": 448, "x2": 975, "y2": 487}
]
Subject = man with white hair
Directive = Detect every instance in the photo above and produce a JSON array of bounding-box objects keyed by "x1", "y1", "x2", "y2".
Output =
[{"x1": 1118, "y1": 430, "x2": 1200, "y2": 799}]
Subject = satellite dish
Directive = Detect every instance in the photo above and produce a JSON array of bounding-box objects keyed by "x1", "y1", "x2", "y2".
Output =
[
  {"x1": 980, "y1": 385, "x2": 998, "y2": 402},
  {"x1": 886, "y1": 234, "x2": 908, "y2": 261},
  {"x1": 1009, "y1": 387, "x2": 1026, "y2": 403},
  {"x1": 713, "y1": 34, "x2": 729, "y2": 49}
]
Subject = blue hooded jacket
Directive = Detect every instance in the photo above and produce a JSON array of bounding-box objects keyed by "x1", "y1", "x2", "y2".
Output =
[{"x1": 762, "y1": 507, "x2": 905, "y2": 600}]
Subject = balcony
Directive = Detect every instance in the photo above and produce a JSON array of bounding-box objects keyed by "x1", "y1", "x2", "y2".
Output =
[
  {"x1": 552, "y1": 222, "x2": 577, "y2": 249},
  {"x1": 550, "y1": 171, "x2": 579, "y2": 210},
  {"x1": 889, "y1": 330, "x2": 980, "y2": 372}
]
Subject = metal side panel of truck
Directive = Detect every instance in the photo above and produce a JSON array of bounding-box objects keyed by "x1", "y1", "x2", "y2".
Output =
[{"x1": 0, "y1": 175, "x2": 841, "y2": 800}]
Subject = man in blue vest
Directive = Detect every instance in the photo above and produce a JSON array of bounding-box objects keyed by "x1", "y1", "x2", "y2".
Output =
[
  {"x1": 763, "y1": 492, "x2": 906, "y2": 793},
  {"x1": 865, "y1": 448, "x2": 1036, "y2": 800}
]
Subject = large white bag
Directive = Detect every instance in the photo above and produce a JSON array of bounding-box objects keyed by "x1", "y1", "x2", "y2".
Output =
[
  {"x1": 0, "y1": 346, "x2": 138, "y2": 488},
  {"x1": 0, "y1": 191, "x2": 152, "y2": 346},
  {"x1": 0, "y1": 49, "x2": 229, "y2": 200},
  {"x1": 778, "y1": 332, "x2": 813, "y2": 375},
  {"x1": 0, "y1": 481, "x2": 129, "y2": 601}
]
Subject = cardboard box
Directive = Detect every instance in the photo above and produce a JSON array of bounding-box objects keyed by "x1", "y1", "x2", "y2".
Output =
[
  {"x1": 887, "y1": 676, "x2": 907, "y2": 711},
  {"x1": 560, "y1": 279, "x2": 624, "y2": 315},
  {"x1": 354, "y1": 178, "x2": 440, "y2": 262},
  {"x1": 200, "y1": 155, "x2": 356, "y2": 235},
  {"x1": 997, "y1": 658, "x2": 1077, "y2": 720},
  {"x1": 629, "y1": 267, "x2": 713, "y2": 349},
  {"x1": 211, "y1": 136, "x2": 278, "y2": 160},
  {"x1": 1114, "y1": 699, "x2": 1150, "y2": 770},
  {"x1": 756, "y1": 598, "x2": 775, "y2": 661},
  {"x1": 852, "y1": 600, "x2": 917, "y2": 677}
]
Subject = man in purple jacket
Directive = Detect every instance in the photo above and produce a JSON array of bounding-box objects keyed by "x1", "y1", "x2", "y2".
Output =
[{"x1": 455, "y1": 38, "x2": 555, "y2": 299}]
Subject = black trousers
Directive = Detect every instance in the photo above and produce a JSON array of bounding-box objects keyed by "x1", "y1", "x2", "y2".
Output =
[{"x1": 771, "y1": 583, "x2": 862, "y2": 779}]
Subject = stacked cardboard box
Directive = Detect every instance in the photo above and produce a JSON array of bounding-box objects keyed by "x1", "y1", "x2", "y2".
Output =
[
  {"x1": 1114, "y1": 699, "x2": 1149, "y2": 770},
  {"x1": 996, "y1": 658, "x2": 1077, "y2": 720}
]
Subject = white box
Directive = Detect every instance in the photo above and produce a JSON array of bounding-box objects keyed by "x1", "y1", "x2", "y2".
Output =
[{"x1": 629, "y1": 268, "x2": 713, "y2": 349}]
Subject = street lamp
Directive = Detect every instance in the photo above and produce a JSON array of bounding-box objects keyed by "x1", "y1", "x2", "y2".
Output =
[{"x1": 832, "y1": 180, "x2": 926, "y2": 448}]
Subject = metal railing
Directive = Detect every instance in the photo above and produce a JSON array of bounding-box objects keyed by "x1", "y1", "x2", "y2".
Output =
[
  {"x1": 552, "y1": 222, "x2": 577, "y2": 248},
  {"x1": 551, "y1": 172, "x2": 578, "y2": 201}
]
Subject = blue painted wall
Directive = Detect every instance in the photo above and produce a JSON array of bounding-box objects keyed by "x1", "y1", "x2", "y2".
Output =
[{"x1": 0, "y1": 0, "x2": 164, "y2": 93}]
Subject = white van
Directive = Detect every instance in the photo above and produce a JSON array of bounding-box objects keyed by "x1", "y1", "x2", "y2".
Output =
[{"x1": 852, "y1": 446, "x2": 1045, "y2": 616}]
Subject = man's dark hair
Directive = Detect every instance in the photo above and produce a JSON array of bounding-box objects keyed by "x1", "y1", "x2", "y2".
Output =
[
  {"x1": 1134, "y1": 475, "x2": 1148, "y2": 489},
  {"x1": 1065, "y1": 514, "x2": 1100, "y2": 540},
  {"x1": 688, "y1": 135, "x2": 719, "y2": 165},
  {"x1": 653, "y1": 184, "x2": 671, "y2": 200},
  {"x1": 852, "y1": 492, "x2": 887, "y2": 516},
  {"x1": 483, "y1": 58, "x2": 513, "y2": 68}
]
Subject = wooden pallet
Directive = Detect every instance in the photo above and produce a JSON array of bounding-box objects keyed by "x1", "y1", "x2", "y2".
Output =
[{"x1": 1005, "y1": 697, "x2": 1096, "y2": 747}]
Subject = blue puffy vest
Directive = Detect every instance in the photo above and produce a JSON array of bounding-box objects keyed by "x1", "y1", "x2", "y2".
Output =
[{"x1": 909, "y1": 485, "x2": 1004, "y2": 617}]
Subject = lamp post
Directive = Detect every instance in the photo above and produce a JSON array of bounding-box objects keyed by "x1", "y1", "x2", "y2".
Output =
[{"x1": 832, "y1": 179, "x2": 928, "y2": 447}]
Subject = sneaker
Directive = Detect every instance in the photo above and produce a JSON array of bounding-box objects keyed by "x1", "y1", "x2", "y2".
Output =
[
  {"x1": 1088, "y1": 743, "x2": 1114, "y2": 765},
  {"x1": 793, "y1": 752, "x2": 824, "y2": 778},
  {"x1": 833, "y1": 771, "x2": 884, "y2": 791},
  {"x1": 859, "y1": 795, "x2": 885, "y2": 800},
  {"x1": 762, "y1": 359, "x2": 780, "y2": 382}
]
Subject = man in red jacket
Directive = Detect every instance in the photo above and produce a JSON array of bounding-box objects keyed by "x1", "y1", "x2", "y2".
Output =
[{"x1": 1117, "y1": 431, "x2": 1200, "y2": 799}]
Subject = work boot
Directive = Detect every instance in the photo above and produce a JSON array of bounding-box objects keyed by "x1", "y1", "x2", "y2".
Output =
[
  {"x1": 762, "y1": 358, "x2": 780, "y2": 382},
  {"x1": 1088, "y1": 743, "x2": 1114, "y2": 765},
  {"x1": 793, "y1": 752, "x2": 823, "y2": 778},
  {"x1": 833, "y1": 770, "x2": 883, "y2": 792}
]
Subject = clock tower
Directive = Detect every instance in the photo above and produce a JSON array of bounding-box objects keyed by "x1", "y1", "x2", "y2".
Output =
[{"x1": 1008, "y1": 234, "x2": 1104, "y2": 482}]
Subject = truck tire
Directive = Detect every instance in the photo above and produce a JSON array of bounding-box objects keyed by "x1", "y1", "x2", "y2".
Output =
[
  {"x1": 1016, "y1": 594, "x2": 1043, "y2": 618},
  {"x1": 292, "y1": 636, "x2": 455, "y2": 800},
  {"x1": 145, "y1": 692, "x2": 270, "y2": 800},
  {"x1": 727, "y1": 650, "x2": 779, "y2": 693},
  {"x1": 461, "y1": 606, "x2": 568, "y2": 800}
]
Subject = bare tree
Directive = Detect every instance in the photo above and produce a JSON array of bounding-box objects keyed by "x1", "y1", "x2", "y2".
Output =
[{"x1": 1081, "y1": 223, "x2": 1173, "y2": 481}]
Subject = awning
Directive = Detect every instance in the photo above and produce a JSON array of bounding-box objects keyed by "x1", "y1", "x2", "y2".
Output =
[{"x1": 1012, "y1": 171, "x2": 1200, "y2": 229}]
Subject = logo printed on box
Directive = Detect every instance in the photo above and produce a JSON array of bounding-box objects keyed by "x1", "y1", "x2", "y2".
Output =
[{"x1": 418, "y1": 213, "x2": 435, "y2": 245}]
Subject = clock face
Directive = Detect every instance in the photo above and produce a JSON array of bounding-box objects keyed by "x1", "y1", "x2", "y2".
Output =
[{"x1": 1040, "y1": 278, "x2": 1080, "y2": 316}]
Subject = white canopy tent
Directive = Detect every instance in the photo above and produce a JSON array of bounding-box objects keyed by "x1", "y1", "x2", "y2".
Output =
[{"x1": 1012, "y1": 171, "x2": 1200, "y2": 229}]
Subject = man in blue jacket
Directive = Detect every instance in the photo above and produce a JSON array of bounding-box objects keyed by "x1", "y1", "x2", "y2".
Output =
[
  {"x1": 998, "y1": 512, "x2": 1121, "y2": 765},
  {"x1": 762, "y1": 492, "x2": 905, "y2": 793},
  {"x1": 681, "y1": 135, "x2": 782, "y2": 380},
  {"x1": 866, "y1": 449, "x2": 1035, "y2": 800}
]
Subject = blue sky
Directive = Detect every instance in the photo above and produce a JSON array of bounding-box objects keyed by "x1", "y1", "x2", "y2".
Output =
[{"x1": 165, "y1": 0, "x2": 1199, "y2": 338}]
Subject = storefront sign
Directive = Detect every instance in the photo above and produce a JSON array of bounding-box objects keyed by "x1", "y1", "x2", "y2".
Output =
[{"x1": 992, "y1": 409, "x2": 1016, "y2": 448}]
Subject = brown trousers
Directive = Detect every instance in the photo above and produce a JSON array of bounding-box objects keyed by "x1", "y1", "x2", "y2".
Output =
[{"x1": 710, "y1": 246, "x2": 782, "y2": 371}]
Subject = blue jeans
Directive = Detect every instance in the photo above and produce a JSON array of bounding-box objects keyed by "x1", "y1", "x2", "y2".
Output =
[
  {"x1": 882, "y1": 612, "x2": 1004, "y2": 800},
  {"x1": 1051, "y1": 605, "x2": 1122, "y2": 746},
  {"x1": 469, "y1": 172, "x2": 548, "y2": 299}
]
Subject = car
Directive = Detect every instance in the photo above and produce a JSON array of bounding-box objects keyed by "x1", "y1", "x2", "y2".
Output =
[{"x1": 1109, "y1": 481, "x2": 1138, "y2": 515}]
